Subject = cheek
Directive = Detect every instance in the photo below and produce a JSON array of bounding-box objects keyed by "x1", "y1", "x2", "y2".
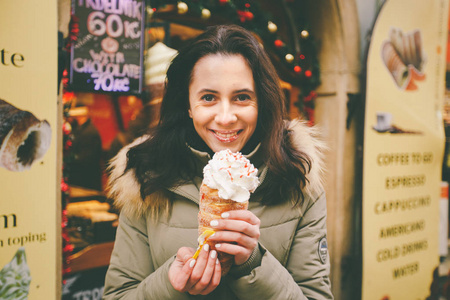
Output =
[
  {"x1": 191, "y1": 109, "x2": 209, "y2": 127},
  {"x1": 193, "y1": 104, "x2": 217, "y2": 119},
  {"x1": 246, "y1": 109, "x2": 259, "y2": 129}
]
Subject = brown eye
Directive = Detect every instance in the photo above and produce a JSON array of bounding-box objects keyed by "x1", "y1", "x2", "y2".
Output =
[
  {"x1": 201, "y1": 94, "x2": 215, "y2": 102},
  {"x1": 236, "y1": 94, "x2": 251, "y2": 101}
]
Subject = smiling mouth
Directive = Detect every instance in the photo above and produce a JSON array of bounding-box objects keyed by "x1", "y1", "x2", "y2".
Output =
[{"x1": 210, "y1": 130, "x2": 242, "y2": 143}]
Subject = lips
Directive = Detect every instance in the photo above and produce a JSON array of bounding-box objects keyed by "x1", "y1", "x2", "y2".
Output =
[{"x1": 210, "y1": 130, "x2": 242, "y2": 143}]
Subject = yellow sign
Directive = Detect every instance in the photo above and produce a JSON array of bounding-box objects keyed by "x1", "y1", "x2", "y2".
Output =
[
  {"x1": 0, "y1": 1, "x2": 60, "y2": 299},
  {"x1": 362, "y1": 0, "x2": 449, "y2": 299}
]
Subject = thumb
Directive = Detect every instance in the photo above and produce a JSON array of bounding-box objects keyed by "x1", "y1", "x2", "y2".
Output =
[{"x1": 176, "y1": 247, "x2": 196, "y2": 264}]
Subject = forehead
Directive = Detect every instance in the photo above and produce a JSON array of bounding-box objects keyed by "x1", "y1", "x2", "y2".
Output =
[{"x1": 190, "y1": 53, "x2": 254, "y2": 86}]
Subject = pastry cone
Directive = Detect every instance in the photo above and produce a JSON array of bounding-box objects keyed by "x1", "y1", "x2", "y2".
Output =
[
  {"x1": 381, "y1": 42, "x2": 410, "y2": 88},
  {"x1": 197, "y1": 149, "x2": 259, "y2": 275},
  {"x1": 389, "y1": 27, "x2": 406, "y2": 63},
  {"x1": 0, "y1": 99, "x2": 51, "y2": 172},
  {"x1": 198, "y1": 184, "x2": 248, "y2": 275},
  {"x1": 412, "y1": 30, "x2": 425, "y2": 71},
  {"x1": 389, "y1": 28, "x2": 425, "y2": 72}
]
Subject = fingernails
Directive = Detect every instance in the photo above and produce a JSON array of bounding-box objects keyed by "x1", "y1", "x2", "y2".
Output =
[
  {"x1": 210, "y1": 250, "x2": 217, "y2": 259},
  {"x1": 216, "y1": 259, "x2": 219, "y2": 265},
  {"x1": 203, "y1": 243, "x2": 209, "y2": 252},
  {"x1": 221, "y1": 212, "x2": 229, "y2": 219},
  {"x1": 215, "y1": 243, "x2": 221, "y2": 248},
  {"x1": 189, "y1": 259, "x2": 196, "y2": 268},
  {"x1": 210, "y1": 220, "x2": 219, "y2": 227}
]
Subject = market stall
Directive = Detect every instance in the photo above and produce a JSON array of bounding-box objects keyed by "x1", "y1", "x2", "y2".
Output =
[{"x1": 57, "y1": 0, "x2": 362, "y2": 299}]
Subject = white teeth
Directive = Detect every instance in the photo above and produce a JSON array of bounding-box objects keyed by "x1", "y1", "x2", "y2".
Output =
[{"x1": 215, "y1": 131, "x2": 238, "y2": 138}]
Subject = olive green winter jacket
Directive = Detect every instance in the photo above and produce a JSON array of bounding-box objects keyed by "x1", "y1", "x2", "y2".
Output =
[{"x1": 103, "y1": 121, "x2": 333, "y2": 299}]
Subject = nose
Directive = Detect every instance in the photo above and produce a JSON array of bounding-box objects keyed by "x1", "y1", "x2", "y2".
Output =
[{"x1": 215, "y1": 101, "x2": 237, "y2": 125}]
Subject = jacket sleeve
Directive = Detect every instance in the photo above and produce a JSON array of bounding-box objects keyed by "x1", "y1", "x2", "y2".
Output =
[
  {"x1": 227, "y1": 191, "x2": 334, "y2": 300},
  {"x1": 103, "y1": 213, "x2": 191, "y2": 300}
]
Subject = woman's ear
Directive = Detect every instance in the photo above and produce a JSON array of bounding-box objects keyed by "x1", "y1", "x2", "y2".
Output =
[{"x1": 188, "y1": 109, "x2": 192, "y2": 118}]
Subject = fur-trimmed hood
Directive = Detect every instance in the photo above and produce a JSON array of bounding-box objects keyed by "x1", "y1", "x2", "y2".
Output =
[{"x1": 107, "y1": 120, "x2": 326, "y2": 218}]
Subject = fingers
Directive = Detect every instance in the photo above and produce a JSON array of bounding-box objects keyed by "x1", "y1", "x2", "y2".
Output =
[
  {"x1": 187, "y1": 244, "x2": 221, "y2": 295},
  {"x1": 177, "y1": 247, "x2": 196, "y2": 263},
  {"x1": 209, "y1": 230, "x2": 257, "y2": 250},
  {"x1": 209, "y1": 211, "x2": 260, "y2": 240},
  {"x1": 208, "y1": 210, "x2": 261, "y2": 266},
  {"x1": 172, "y1": 211, "x2": 260, "y2": 294},
  {"x1": 189, "y1": 244, "x2": 210, "y2": 283},
  {"x1": 200, "y1": 256, "x2": 222, "y2": 295},
  {"x1": 169, "y1": 247, "x2": 197, "y2": 292},
  {"x1": 221, "y1": 210, "x2": 261, "y2": 226},
  {"x1": 198, "y1": 248, "x2": 217, "y2": 283},
  {"x1": 170, "y1": 246, "x2": 221, "y2": 295},
  {"x1": 179, "y1": 258, "x2": 197, "y2": 289}
]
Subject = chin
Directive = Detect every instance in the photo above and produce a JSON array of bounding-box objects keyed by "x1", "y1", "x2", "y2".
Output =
[{"x1": 212, "y1": 145, "x2": 242, "y2": 153}]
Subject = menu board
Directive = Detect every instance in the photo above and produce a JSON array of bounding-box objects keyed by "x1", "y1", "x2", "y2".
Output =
[
  {"x1": 0, "y1": 0, "x2": 59, "y2": 299},
  {"x1": 70, "y1": 0, "x2": 145, "y2": 94},
  {"x1": 362, "y1": 0, "x2": 448, "y2": 299}
]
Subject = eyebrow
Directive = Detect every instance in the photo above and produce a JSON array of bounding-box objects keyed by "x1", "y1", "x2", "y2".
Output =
[
  {"x1": 198, "y1": 89, "x2": 218, "y2": 94},
  {"x1": 197, "y1": 88, "x2": 255, "y2": 95},
  {"x1": 234, "y1": 89, "x2": 255, "y2": 95}
]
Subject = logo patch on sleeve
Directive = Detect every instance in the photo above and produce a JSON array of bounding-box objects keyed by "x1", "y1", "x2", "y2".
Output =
[{"x1": 318, "y1": 237, "x2": 328, "y2": 264}]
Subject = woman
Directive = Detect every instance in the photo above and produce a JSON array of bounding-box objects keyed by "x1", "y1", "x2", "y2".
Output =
[{"x1": 104, "y1": 24, "x2": 333, "y2": 299}]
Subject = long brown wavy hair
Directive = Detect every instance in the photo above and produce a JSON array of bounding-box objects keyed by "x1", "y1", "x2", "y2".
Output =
[{"x1": 126, "y1": 24, "x2": 311, "y2": 207}]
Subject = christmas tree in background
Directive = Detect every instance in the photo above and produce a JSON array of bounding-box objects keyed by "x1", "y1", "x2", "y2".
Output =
[{"x1": 147, "y1": 0, "x2": 320, "y2": 124}]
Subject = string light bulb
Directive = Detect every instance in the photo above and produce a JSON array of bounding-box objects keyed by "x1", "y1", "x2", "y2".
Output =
[
  {"x1": 201, "y1": 8, "x2": 211, "y2": 19},
  {"x1": 177, "y1": 2, "x2": 188, "y2": 14},
  {"x1": 274, "y1": 39, "x2": 283, "y2": 48},
  {"x1": 285, "y1": 54, "x2": 294, "y2": 63},
  {"x1": 268, "y1": 21, "x2": 277, "y2": 33},
  {"x1": 146, "y1": 6, "x2": 155, "y2": 17},
  {"x1": 300, "y1": 30, "x2": 309, "y2": 39}
]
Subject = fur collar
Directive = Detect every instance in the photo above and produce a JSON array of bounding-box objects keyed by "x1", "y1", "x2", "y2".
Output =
[
  {"x1": 107, "y1": 120, "x2": 326, "y2": 218},
  {"x1": 288, "y1": 119, "x2": 327, "y2": 197}
]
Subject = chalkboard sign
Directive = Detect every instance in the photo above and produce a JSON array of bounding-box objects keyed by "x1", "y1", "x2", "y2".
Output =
[{"x1": 69, "y1": 0, "x2": 145, "y2": 94}]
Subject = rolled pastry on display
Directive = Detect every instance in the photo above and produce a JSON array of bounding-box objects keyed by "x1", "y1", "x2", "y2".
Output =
[
  {"x1": 381, "y1": 42, "x2": 410, "y2": 88},
  {"x1": 407, "y1": 32, "x2": 419, "y2": 69},
  {"x1": 412, "y1": 30, "x2": 425, "y2": 71},
  {"x1": 144, "y1": 42, "x2": 178, "y2": 127},
  {"x1": 404, "y1": 35, "x2": 413, "y2": 67},
  {"x1": 0, "y1": 99, "x2": 51, "y2": 172},
  {"x1": 144, "y1": 42, "x2": 178, "y2": 96},
  {"x1": 196, "y1": 149, "x2": 259, "y2": 275},
  {"x1": 389, "y1": 27, "x2": 406, "y2": 63},
  {"x1": 389, "y1": 27, "x2": 425, "y2": 72}
]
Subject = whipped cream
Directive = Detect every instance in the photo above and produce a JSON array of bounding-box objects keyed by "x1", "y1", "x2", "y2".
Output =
[{"x1": 203, "y1": 149, "x2": 259, "y2": 202}]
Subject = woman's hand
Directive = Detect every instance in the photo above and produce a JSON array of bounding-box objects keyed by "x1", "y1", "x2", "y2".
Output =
[
  {"x1": 168, "y1": 246, "x2": 221, "y2": 295},
  {"x1": 208, "y1": 210, "x2": 261, "y2": 265}
]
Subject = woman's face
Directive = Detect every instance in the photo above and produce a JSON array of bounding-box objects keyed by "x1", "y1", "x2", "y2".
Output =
[{"x1": 188, "y1": 54, "x2": 258, "y2": 153}]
